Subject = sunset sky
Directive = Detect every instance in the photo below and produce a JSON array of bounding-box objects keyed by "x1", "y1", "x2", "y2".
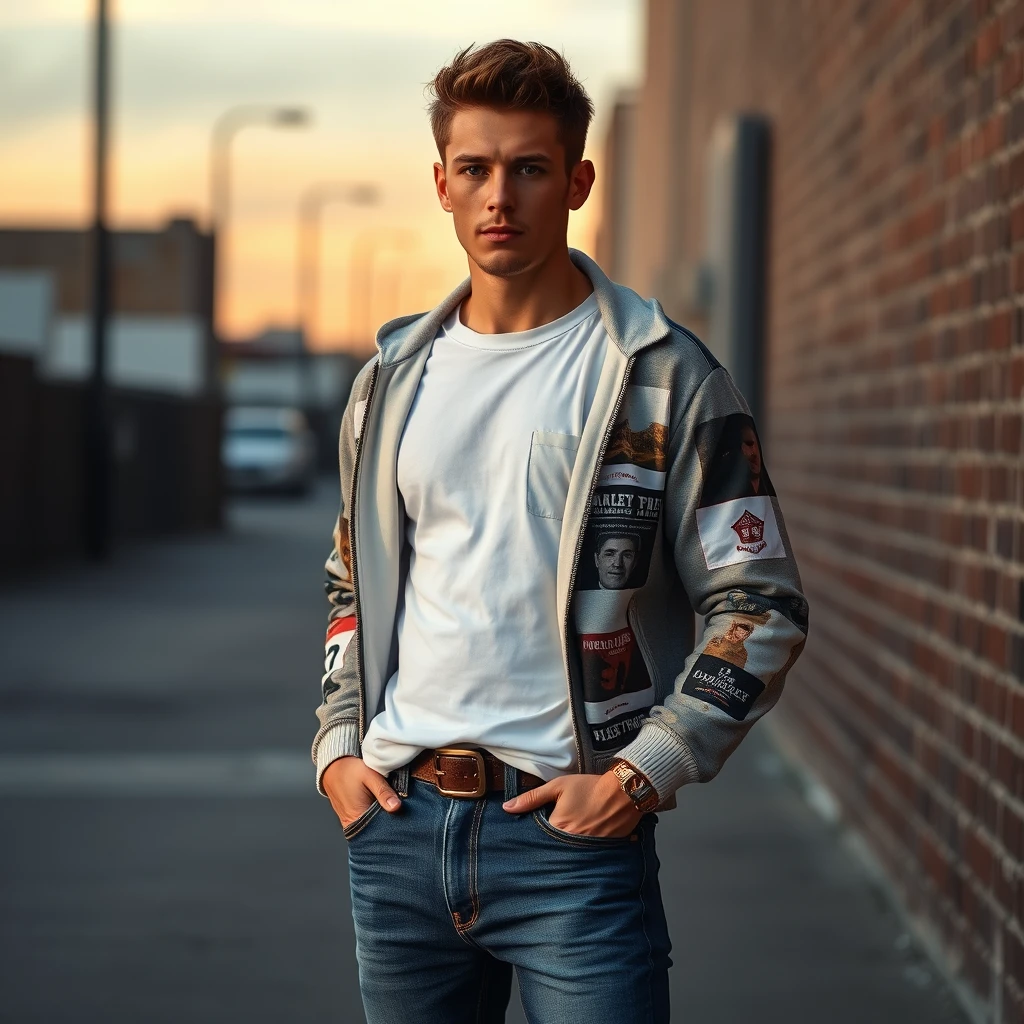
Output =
[{"x1": 1, "y1": 0, "x2": 643, "y2": 348}]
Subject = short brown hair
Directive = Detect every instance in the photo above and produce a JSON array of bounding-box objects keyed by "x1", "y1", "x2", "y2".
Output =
[{"x1": 428, "y1": 40, "x2": 595, "y2": 169}]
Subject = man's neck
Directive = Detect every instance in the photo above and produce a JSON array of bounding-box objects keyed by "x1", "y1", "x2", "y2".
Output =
[{"x1": 459, "y1": 247, "x2": 593, "y2": 334}]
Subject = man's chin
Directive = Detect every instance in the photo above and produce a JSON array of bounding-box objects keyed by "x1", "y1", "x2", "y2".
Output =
[{"x1": 472, "y1": 249, "x2": 534, "y2": 278}]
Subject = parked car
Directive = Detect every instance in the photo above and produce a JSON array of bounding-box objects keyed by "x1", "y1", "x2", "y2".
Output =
[{"x1": 222, "y1": 406, "x2": 317, "y2": 495}]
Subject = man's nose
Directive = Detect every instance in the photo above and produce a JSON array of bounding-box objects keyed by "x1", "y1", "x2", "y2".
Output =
[{"x1": 487, "y1": 169, "x2": 514, "y2": 212}]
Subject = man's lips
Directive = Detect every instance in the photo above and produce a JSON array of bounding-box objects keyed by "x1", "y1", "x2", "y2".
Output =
[{"x1": 480, "y1": 226, "x2": 523, "y2": 242}]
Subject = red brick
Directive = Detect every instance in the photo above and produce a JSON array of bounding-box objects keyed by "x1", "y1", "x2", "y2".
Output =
[{"x1": 999, "y1": 49, "x2": 1024, "y2": 95}]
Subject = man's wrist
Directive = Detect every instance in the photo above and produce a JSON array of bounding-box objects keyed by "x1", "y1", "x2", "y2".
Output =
[{"x1": 609, "y1": 759, "x2": 660, "y2": 814}]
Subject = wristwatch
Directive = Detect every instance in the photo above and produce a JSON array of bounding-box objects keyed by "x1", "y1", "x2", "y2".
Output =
[{"x1": 610, "y1": 759, "x2": 660, "y2": 814}]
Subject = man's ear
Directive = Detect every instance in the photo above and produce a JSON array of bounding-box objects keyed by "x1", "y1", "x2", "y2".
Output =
[
  {"x1": 434, "y1": 161, "x2": 453, "y2": 213},
  {"x1": 568, "y1": 159, "x2": 596, "y2": 211}
]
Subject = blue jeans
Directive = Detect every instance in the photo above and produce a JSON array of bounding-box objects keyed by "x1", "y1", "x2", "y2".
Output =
[{"x1": 345, "y1": 769, "x2": 671, "y2": 1024}]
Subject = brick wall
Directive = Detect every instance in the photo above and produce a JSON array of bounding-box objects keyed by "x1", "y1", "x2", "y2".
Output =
[{"x1": 615, "y1": 1, "x2": 1024, "y2": 1019}]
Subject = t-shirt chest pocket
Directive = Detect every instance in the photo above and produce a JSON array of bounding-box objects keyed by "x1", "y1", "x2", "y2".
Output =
[{"x1": 526, "y1": 430, "x2": 580, "y2": 520}]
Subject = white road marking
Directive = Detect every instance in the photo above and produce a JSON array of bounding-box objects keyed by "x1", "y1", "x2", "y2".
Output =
[{"x1": 0, "y1": 751, "x2": 314, "y2": 797}]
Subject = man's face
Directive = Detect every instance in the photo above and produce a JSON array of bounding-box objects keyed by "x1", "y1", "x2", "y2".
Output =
[
  {"x1": 740, "y1": 426, "x2": 761, "y2": 478},
  {"x1": 433, "y1": 106, "x2": 594, "y2": 278},
  {"x1": 594, "y1": 538, "x2": 637, "y2": 590}
]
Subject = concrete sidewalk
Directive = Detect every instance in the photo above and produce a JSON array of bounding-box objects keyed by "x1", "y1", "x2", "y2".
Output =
[{"x1": 0, "y1": 483, "x2": 968, "y2": 1022}]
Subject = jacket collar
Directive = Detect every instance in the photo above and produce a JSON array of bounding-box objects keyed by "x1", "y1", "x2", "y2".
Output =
[{"x1": 374, "y1": 248, "x2": 673, "y2": 366}]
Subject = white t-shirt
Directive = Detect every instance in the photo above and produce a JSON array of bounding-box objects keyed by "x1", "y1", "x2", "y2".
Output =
[{"x1": 360, "y1": 292, "x2": 609, "y2": 780}]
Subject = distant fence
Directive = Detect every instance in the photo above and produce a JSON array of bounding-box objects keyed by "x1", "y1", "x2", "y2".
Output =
[{"x1": 0, "y1": 353, "x2": 222, "y2": 576}]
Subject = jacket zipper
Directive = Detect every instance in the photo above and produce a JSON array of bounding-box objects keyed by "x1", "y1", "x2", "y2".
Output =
[
  {"x1": 349, "y1": 358, "x2": 380, "y2": 742},
  {"x1": 562, "y1": 355, "x2": 635, "y2": 772}
]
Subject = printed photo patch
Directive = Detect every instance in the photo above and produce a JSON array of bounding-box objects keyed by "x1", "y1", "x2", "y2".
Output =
[
  {"x1": 580, "y1": 625, "x2": 656, "y2": 750},
  {"x1": 695, "y1": 413, "x2": 775, "y2": 508},
  {"x1": 681, "y1": 653, "x2": 765, "y2": 721}
]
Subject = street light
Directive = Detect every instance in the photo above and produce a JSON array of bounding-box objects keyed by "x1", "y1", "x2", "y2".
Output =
[
  {"x1": 208, "y1": 104, "x2": 311, "y2": 341},
  {"x1": 295, "y1": 181, "x2": 379, "y2": 408},
  {"x1": 348, "y1": 228, "x2": 420, "y2": 348}
]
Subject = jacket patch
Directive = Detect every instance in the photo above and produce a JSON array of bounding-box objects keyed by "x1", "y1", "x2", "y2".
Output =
[
  {"x1": 696, "y1": 496, "x2": 786, "y2": 569},
  {"x1": 702, "y1": 618, "x2": 760, "y2": 669},
  {"x1": 323, "y1": 617, "x2": 356, "y2": 699},
  {"x1": 695, "y1": 412, "x2": 775, "y2": 507},
  {"x1": 580, "y1": 625, "x2": 657, "y2": 751},
  {"x1": 694, "y1": 413, "x2": 785, "y2": 570},
  {"x1": 681, "y1": 654, "x2": 765, "y2": 721},
  {"x1": 574, "y1": 386, "x2": 670, "y2": 750}
]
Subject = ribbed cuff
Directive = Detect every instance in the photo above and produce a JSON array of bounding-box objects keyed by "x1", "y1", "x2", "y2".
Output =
[
  {"x1": 314, "y1": 720, "x2": 361, "y2": 796},
  {"x1": 616, "y1": 722, "x2": 701, "y2": 802}
]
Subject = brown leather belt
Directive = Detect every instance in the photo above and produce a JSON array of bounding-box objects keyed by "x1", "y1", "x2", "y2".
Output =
[{"x1": 409, "y1": 747, "x2": 542, "y2": 798}]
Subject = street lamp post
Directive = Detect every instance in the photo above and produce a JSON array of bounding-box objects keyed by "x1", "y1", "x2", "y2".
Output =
[
  {"x1": 85, "y1": 0, "x2": 112, "y2": 559},
  {"x1": 348, "y1": 229, "x2": 420, "y2": 348},
  {"x1": 295, "y1": 182, "x2": 378, "y2": 409},
  {"x1": 208, "y1": 104, "x2": 310, "y2": 344}
]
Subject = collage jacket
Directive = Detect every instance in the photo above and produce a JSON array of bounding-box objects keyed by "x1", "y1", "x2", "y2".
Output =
[{"x1": 311, "y1": 249, "x2": 809, "y2": 807}]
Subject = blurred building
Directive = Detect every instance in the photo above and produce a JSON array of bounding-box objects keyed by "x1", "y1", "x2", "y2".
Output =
[
  {"x1": 603, "y1": 1, "x2": 1024, "y2": 1019},
  {"x1": 0, "y1": 217, "x2": 221, "y2": 575},
  {"x1": 0, "y1": 216, "x2": 215, "y2": 394}
]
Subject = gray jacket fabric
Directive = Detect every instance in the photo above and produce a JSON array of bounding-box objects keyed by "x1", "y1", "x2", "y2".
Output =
[{"x1": 312, "y1": 249, "x2": 808, "y2": 806}]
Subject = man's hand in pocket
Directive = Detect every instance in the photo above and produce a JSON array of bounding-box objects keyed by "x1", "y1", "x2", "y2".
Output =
[{"x1": 322, "y1": 756, "x2": 401, "y2": 829}]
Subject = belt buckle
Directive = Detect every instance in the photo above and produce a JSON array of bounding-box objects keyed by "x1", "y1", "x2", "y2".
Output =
[{"x1": 433, "y1": 747, "x2": 488, "y2": 798}]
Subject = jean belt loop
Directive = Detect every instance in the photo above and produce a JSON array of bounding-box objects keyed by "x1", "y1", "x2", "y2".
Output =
[{"x1": 503, "y1": 762, "x2": 519, "y2": 803}]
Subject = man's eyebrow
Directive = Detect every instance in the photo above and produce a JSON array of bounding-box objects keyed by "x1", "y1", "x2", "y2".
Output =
[{"x1": 450, "y1": 153, "x2": 553, "y2": 164}]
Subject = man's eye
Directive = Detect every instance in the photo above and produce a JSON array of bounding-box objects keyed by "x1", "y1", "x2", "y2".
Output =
[
  {"x1": 463, "y1": 166, "x2": 484, "y2": 176},
  {"x1": 518, "y1": 165, "x2": 542, "y2": 176}
]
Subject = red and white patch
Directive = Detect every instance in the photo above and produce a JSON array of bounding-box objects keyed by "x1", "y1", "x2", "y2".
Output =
[
  {"x1": 324, "y1": 616, "x2": 356, "y2": 677},
  {"x1": 696, "y1": 496, "x2": 785, "y2": 570}
]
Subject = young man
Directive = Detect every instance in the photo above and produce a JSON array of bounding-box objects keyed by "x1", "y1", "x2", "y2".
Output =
[{"x1": 312, "y1": 40, "x2": 808, "y2": 1024}]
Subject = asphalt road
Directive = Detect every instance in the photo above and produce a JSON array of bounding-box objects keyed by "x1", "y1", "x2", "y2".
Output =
[{"x1": 0, "y1": 482, "x2": 969, "y2": 1023}]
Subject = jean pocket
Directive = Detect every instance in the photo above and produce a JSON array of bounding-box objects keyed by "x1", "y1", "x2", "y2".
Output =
[
  {"x1": 526, "y1": 431, "x2": 580, "y2": 520},
  {"x1": 532, "y1": 805, "x2": 637, "y2": 848},
  {"x1": 342, "y1": 800, "x2": 383, "y2": 841}
]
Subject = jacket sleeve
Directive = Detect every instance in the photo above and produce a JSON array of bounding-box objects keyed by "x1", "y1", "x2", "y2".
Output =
[
  {"x1": 310, "y1": 366, "x2": 372, "y2": 794},
  {"x1": 615, "y1": 363, "x2": 809, "y2": 801}
]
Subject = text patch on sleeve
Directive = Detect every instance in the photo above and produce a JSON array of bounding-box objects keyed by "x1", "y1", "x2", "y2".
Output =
[{"x1": 680, "y1": 654, "x2": 765, "y2": 721}]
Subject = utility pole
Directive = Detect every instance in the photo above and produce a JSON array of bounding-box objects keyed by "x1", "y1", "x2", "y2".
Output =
[{"x1": 85, "y1": 0, "x2": 112, "y2": 559}]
